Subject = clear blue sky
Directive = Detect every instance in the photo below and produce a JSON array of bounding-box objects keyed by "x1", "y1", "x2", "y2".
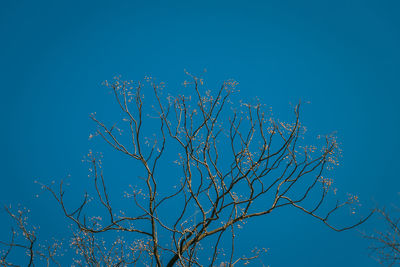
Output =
[{"x1": 1, "y1": 0, "x2": 400, "y2": 266}]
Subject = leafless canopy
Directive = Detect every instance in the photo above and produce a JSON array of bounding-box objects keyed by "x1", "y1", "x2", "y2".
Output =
[
  {"x1": 1, "y1": 73, "x2": 372, "y2": 266},
  {"x1": 365, "y1": 207, "x2": 400, "y2": 266}
]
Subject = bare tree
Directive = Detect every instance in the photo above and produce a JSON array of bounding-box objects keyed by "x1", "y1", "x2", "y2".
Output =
[
  {"x1": 1, "y1": 73, "x2": 373, "y2": 266},
  {"x1": 364, "y1": 206, "x2": 400, "y2": 266}
]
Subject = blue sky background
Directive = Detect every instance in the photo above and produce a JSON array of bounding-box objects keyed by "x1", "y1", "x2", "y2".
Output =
[{"x1": 1, "y1": 0, "x2": 400, "y2": 266}]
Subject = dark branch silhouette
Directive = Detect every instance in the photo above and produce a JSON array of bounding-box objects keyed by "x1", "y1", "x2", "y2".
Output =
[{"x1": 364, "y1": 207, "x2": 400, "y2": 266}]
